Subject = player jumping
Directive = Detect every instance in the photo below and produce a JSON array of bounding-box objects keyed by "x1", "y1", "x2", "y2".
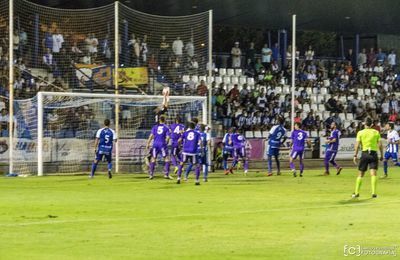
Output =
[
  {"x1": 267, "y1": 116, "x2": 287, "y2": 176},
  {"x1": 324, "y1": 122, "x2": 343, "y2": 175},
  {"x1": 177, "y1": 122, "x2": 202, "y2": 185},
  {"x1": 146, "y1": 115, "x2": 172, "y2": 180},
  {"x1": 231, "y1": 129, "x2": 249, "y2": 175},
  {"x1": 90, "y1": 119, "x2": 117, "y2": 179},
  {"x1": 169, "y1": 116, "x2": 185, "y2": 175},
  {"x1": 383, "y1": 122, "x2": 400, "y2": 178},
  {"x1": 289, "y1": 122, "x2": 311, "y2": 177}
]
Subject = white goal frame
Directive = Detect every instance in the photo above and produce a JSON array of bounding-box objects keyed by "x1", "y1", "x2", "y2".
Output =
[{"x1": 36, "y1": 91, "x2": 207, "y2": 176}]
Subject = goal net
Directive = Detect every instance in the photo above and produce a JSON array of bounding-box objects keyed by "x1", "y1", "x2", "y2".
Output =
[{"x1": 12, "y1": 91, "x2": 207, "y2": 176}]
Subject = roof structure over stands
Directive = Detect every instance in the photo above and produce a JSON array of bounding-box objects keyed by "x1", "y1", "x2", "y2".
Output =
[{"x1": 32, "y1": 0, "x2": 400, "y2": 34}]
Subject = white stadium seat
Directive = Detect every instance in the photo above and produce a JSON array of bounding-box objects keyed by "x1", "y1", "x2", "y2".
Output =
[
  {"x1": 182, "y1": 75, "x2": 190, "y2": 83},
  {"x1": 191, "y1": 75, "x2": 199, "y2": 84},
  {"x1": 207, "y1": 76, "x2": 214, "y2": 84},
  {"x1": 239, "y1": 76, "x2": 247, "y2": 85},
  {"x1": 364, "y1": 89, "x2": 371, "y2": 95},
  {"x1": 231, "y1": 76, "x2": 239, "y2": 85},
  {"x1": 321, "y1": 88, "x2": 328, "y2": 95},
  {"x1": 245, "y1": 131, "x2": 254, "y2": 138},
  {"x1": 346, "y1": 113, "x2": 354, "y2": 120},
  {"x1": 223, "y1": 76, "x2": 231, "y2": 84},
  {"x1": 215, "y1": 76, "x2": 222, "y2": 84},
  {"x1": 247, "y1": 77, "x2": 255, "y2": 86},
  {"x1": 199, "y1": 75, "x2": 206, "y2": 82},
  {"x1": 235, "y1": 69, "x2": 243, "y2": 76},
  {"x1": 219, "y1": 68, "x2": 226, "y2": 76},
  {"x1": 227, "y1": 68, "x2": 235, "y2": 76},
  {"x1": 254, "y1": 131, "x2": 262, "y2": 138}
]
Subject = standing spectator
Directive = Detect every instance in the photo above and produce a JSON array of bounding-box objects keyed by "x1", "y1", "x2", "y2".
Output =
[
  {"x1": 231, "y1": 42, "x2": 242, "y2": 68},
  {"x1": 388, "y1": 50, "x2": 396, "y2": 69},
  {"x1": 133, "y1": 37, "x2": 141, "y2": 66},
  {"x1": 159, "y1": 35, "x2": 169, "y2": 66},
  {"x1": 271, "y1": 43, "x2": 280, "y2": 62},
  {"x1": 19, "y1": 28, "x2": 27, "y2": 59},
  {"x1": 376, "y1": 48, "x2": 387, "y2": 64},
  {"x1": 13, "y1": 30, "x2": 20, "y2": 58},
  {"x1": 367, "y1": 47, "x2": 376, "y2": 66},
  {"x1": 43, "y1": 48, "x2": 55, "y2": 73},
  {"x1": 261, "y1": 43, "x2": 272, "y2": 69},
  {"x1": 357, "y1": 48, "x2": 367, "y2": 66},
  {"x1": 346, "y1": 48, "x2": 356, "y2": 67},
  {"x1": 257, "y1": 92, "x2": 267, "y2": 110},
  {"x1": 172, "y1": 36, "x2": 184, "y2": 58},
  {"x1": 305, "y1": 45, "x2": 314, "y2": 63},
  {"x1": 185, "y1": 37, "x2": 195, "y2": 59},
  {"x1": 71, "y1": 41, "x2": 83, "y2": 62},
  {"x1": 196, "y1": 80, "x2": 208, "y2": 96},
  {"x1": 141, "y1": 35, "x2": 148, "y2": 64},
  {"x1": 52, "y1": 28, "x2": 64, "y2": 62},
  {"x1": 42, "y1": 27, "x2": 53, "y2": 53},
  {"x1": 246, "y1": 42, "x2": 256, "y2": 65}
]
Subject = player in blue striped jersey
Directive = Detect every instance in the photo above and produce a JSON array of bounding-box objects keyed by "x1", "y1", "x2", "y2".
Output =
[
  {"x1": 199, "y1": 124, "x2": 212, "y2": 182},
  {"x1": 383, "y1": 122, "x2": 400, "y2": 177},
  {"x1": 267, "y1": 117, "x2": 287, "y2": 176},
  {"x1": 90, "y1": 119, "x2": 117, "y2": 179},
  {"x1": 222, "y1": 127, "x2": 235, "y2": 175}
]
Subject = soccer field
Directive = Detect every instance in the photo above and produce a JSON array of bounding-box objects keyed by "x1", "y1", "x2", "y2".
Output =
[{"x1": 1, "y1": 168, "x2": 399, "y2": 259}]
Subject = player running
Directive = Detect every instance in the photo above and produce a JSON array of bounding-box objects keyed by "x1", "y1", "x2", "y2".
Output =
[
  {"x1": 267, "y1": 116, "x2": 287, "y2": 176},
  {"x1": 324, "y1": 122, "x2": 343, "y2": 175},
  {"x1": 382, "y1": 122, "x2": 400, "y2": 178},
  {"x1": 177, "y1": 122, "x2": 202, "y2": 185},
  {"x1": 231, "y1": 129, "x2": 249, "y2": 175},
  {"x1": 90, "y1": 119, "x2": 117, "y2": 179},
  {"x1": 353, "y1": 117, "x2": 383, "y2": 198},
  {"x1": 289, "y1": 122, "x2": 312, "y2": 177},
  {"x1": 146, "y1": 115, "x2": 172, "y2": 180},
  {"x1": 169, "y1": 116, "x2": 185, "y2": 175},
  {"x1": 222, "y1": 127, "x2": 235, "y2": 175}
]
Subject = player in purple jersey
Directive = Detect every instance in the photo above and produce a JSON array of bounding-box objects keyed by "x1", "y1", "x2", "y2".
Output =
[
  {"x1": 146, "y1": 115, "x2": 172, "y2": 180},
  {"x1": 222, "y1": 127, "x2": 235, "y2": 175},
  {"x1": 230, "y1": 129, "x2": 249, "y2": 175},
  {"x1": 324, "y1": 122, "x2": 343, "y2": 175},
  {"x1": 177, "y1": 122, "x2": 202, "y2": 185},
  {"x1": 90, "y1": 119, "x2": 117, "y2": 179},
  {"x1": 169, "y1": 116, "x2": 185, "y2": 174},
  {"x1": 289, "y1": 122, "x2": 312, "y2": 177}
]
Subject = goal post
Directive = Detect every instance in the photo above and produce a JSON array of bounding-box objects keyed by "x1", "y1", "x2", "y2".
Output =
[{"x1": 32, "y1": 91, "x2": 207, "y2": 176}]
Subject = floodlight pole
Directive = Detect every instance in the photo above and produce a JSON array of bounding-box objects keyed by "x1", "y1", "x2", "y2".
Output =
[
  {"x1": 8, "y1": 0, "x2": 14, "y2": 174},
  {"x1": 114, "y1": 1, "x2": 120, "y2": 173},
  {"x1": 291, "y1": 14, "x2": 296, "y2": 132}
]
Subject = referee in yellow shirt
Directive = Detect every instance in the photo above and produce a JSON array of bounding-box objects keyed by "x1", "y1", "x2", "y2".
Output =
[{"x1": 353, "y1": 117, "x2": 383, "y2": 198}]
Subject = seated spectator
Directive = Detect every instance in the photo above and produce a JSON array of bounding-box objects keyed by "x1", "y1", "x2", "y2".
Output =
[
  {"x1": 302, "y1": 112, "x2": 315, "y2": 131},
  {"x1": 228, "y1": 84, "x2": 240, "y2": 101}
]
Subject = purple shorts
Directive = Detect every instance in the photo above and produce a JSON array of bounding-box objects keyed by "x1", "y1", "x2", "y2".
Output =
[
  {"x1": 290, "y1": 150, "x2": 304, "y2": 160},
  {"x1": 325, "y1": 150, "x2": 337, "y2": 162},
  {"x1": 151, "y1": 146, "x2": 168, "y2": 158}
]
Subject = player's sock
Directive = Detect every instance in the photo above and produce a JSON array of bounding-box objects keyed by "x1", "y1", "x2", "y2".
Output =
[
  {"x1": 223, "y1": 160, "x2": 227, "y2": 170},
  {"x1": 244, "y1": 160, "x2": 249, "y2": 171},
  {"x1": 355, "y1": 176, "x2": 362, "y2": 195},
  {"x1": 107, "y1": 163, "x2": 112, "y2": 178},
  {"x1": 177, "y1": 164, "x2": 183, "y2": 178},
  {"x1": 383, "y1": 161, "x2": 388, "y2": 175},
  {"x1": 149, "y1": 162, "x2": 155, "y2": 177},
  {"x1": 231, "y1": 158, "x2": 238, "y2": 168},
  {"x1": 324, "y1": 159, "x2": 329, "y2": 173},
  {"x1": 330, "y1": 160, "x2": 339, "y2": 169},
  {"x1": 371, "y1": 175, "x2": 377, "y2": 195},
  {"x1": 289, "y1": 162, "x2": 295, "y2": 171},
  {"x1": 299, "y1": 161, "x2": 304, "y2": 174},
  {"x1": 275, "y1": 156, "x2": 280, "y2": 173},
  {"x1": 90, "y1": 162, "x2": 97, "y2": 177},
  {"x1": 203, "y1": 164, "x2": 208, "y2": 180},
  {"x1": 195, "y1": 165, "x2": 201, "y2": 181},
  {"x1": 268, "y1": 156, "x2": 273, "y2": 173},
  {"x1": 185, "y1": 163, "x2": 193, "y2": 179},
  {"x1": 164, "y1": 162, "x2": 170, "y2": 176},
  {"x1": 171, "y1": 156, "x2": 177, "y2": 167}
]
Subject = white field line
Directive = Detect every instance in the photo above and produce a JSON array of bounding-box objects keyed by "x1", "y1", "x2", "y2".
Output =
[{"x1": 1, "y1": 200, "x2": 400, "y2": 227}]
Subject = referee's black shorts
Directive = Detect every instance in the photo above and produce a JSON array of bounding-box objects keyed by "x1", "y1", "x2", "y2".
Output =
[{"x1": 358, "y1": 151, "x2": 378, "y2": 172}]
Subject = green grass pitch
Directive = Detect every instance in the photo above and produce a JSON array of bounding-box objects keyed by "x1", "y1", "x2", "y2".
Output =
[{"x1": 1, "y1": 167, "x2": 399, "y2": 259}]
